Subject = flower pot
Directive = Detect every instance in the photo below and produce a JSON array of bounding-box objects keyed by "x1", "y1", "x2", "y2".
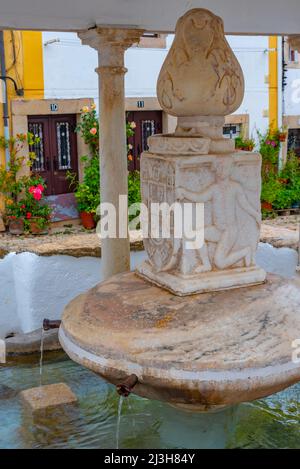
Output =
[
  {"x1": 279, "y1": 134, "x2": 287, "y2": 142},
  {"x1": 261, "y1": 201, "x2": 273, "y2": 211},
  {"x1": 278, "y1": 178, "x2": 289, "y2": 184},
  {"x1": 8, "y1": 218, "x2": 24, "y2": 235},
  {"x1": 280, "y1": 209, "x2": 291, "y2": 216},
  {"x1": 80, "y1": 212, "x2": 96, "y2": 230},
  {"x1": 28, "y1": 217, "x2": 49, "y2": 235}
]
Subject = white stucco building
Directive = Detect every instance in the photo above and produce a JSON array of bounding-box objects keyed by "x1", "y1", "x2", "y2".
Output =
[{"x1": 42, "y1": 31, "x2": 271, "y2": 142}]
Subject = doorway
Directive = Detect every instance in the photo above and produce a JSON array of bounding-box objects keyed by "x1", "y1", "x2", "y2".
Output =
[
  {"x1": 288, "y1": 128, "x2": 300, "y2": 157},
  {"x1": 127, "y1": 110, "x2": 163, "y2": 171},
  {"x1": 28, "y1": 114, "x2": 78, "y2": 196}
]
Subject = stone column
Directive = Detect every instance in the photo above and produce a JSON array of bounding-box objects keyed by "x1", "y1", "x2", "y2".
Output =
[{"x1": 78, "y1": 28, "x2": 144, "y2": 279}]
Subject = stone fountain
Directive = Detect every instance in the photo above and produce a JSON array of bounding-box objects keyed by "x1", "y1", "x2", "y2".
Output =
[{"x1": 60, "y1": 8, "x2": 300, "y2": 412}]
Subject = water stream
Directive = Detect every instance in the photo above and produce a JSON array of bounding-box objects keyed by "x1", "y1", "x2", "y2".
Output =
[
  {"x1": 116, "y1": 396, "x2": 124, "y2": 449},
  {"x1": 39, "y1": 328, "x2": 45, "y2": 388}
]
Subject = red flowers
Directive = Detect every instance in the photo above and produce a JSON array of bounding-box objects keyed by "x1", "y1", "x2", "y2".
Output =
[
  {"x1": 26, "y1": 212, "x2": 32, "y2": 219},
  {"x1": 29, "y1": 184, "x2": 45, "y2": 201}
]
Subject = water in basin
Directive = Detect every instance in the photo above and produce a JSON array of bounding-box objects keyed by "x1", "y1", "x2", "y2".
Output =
[{"x1": 1, "y1": 351, "x2": 300, "y2": 449}]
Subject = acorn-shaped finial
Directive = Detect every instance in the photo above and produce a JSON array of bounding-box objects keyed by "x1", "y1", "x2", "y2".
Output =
[{"x1": 157, "y1": 8, "x2": 244, "y2": 117}]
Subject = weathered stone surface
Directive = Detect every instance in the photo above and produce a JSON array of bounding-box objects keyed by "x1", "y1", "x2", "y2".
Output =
[
  {"x1": 0, "y1": 223, "x2": 298, "y2": 259},
  {"x1": 20, "y1": 383, "x2": 77, "y2": 412},
  {"x1": 0, "y1": 214, "x2": 5, "y2": 232},
  {"x1": 0, "y1": 339, "x2": 5, "y2": 363},
  {"x1": 0, "y1": 229, "x2": 143, "y2": 258},
  {"x1": 60, "y1": 271, "x2": 300, "y2": 411},
  {"x1": 260, "y1": 224, "x2": 299, "y2": 250},
  {"x1": 157, "y1": 9, "x2": 244, "y2": 117},
  {"x1": 139, "y1": 144, "x2": 265, "y2": 295},
  {"x1": 5, "y1": 328, "x2": 61, "y2": 356}
]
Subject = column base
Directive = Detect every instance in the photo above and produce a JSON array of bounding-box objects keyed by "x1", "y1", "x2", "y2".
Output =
[{"x1": 137, "y1": 260, "x2": 266, "y2": 296}]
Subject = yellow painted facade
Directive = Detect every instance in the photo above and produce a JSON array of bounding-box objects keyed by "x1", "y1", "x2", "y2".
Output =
[
  {"x1": 268, "y1": 36, "x2": 279, "y2": 129},
  {"x1": 0, "y1": 31, "x2": 44, "y2": 166}
]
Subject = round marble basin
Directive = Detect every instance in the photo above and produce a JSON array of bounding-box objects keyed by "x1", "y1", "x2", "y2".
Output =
[{"x1": 59, "y1": 272, "x2": 300, "y2": 412}]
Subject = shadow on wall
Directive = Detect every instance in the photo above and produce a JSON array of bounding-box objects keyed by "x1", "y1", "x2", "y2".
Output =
[{"x1": 0, "y1": 244, "x2": 298, "y2": 338}]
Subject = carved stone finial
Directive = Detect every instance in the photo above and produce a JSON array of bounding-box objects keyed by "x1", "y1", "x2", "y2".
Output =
[{"x1": 157, "y1": 8, "x2": 244, "y2": 118}]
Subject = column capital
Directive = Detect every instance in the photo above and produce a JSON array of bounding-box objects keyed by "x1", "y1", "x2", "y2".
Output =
[
  {"x1": 78, "y1": 28, "x2": 144, "y2": 67},
  {"x1": 288, "y1": 35, "x2": 300, "y2": 53}
]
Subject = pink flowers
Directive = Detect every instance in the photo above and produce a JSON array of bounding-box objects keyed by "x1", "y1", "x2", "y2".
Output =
[
  {"x1": 90, "y1": 127, "x2": 97, "y2": 136},
  {"x1": 266, "y1": 140, "x2": 277, "y2": 147},
  {"x1": 29, "y1": 184, "x2": 45, "y2": 201}
]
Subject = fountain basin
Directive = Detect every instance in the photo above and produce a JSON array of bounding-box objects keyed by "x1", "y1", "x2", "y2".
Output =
[{"x1": 59, "y1": 272, "x2": 300, "y2": 412}]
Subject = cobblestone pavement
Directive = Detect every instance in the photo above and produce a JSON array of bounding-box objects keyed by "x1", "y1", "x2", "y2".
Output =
[{"x1": 0, "y1": 217, "x2": 299, "y2": 258}]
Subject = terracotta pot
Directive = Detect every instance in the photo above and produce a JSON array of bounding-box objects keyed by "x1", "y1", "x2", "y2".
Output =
[
  {"x1": 8, "y1": 218, "x2": 24, "y2": 235},
  {"x1": 80, "y1": 212, "x2": 96, "y2": 230},
  {"x1": 261, "y1": 201, "x2": 273, "y2": 211},
  {"x1": 279, "y1": 134, "x2": 287, "y2": 142},
  {"x1": 279, "y1": 209, "x2": 291, "y2": 216},
  {"x1": 278, "y1": 178, "x2": 289, "y2": 184},
  {"x1": 28, "y1": 217, "x2": 49, "y2": 235}
]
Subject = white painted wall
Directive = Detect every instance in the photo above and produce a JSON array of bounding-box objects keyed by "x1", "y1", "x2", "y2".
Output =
[
  {"x1": 0, "y1": 244, "x2": 298, "y2": 338},
  {"x1": 284, "y1": 68, "x2": 300, "y2": 116},
  {"x1": 0, "y1": 251, "x2": 146, "y2": 338},
  {"x1": 42, "y1": 32, "x2": 269, "y2": 137},
  {"x1": 227, "y1": 36, "x2": 270, "y2": 137}
]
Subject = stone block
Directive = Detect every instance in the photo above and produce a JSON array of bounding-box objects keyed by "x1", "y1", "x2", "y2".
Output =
[
  {"x1": 0, "y1": 339, "x2": 6, "y2": 363},
  {"x1": 0, "y1": 384, "x2": 17, "y2": 400},
  {"x1": 19, "y1": 383, "x2": 77, "y2": 412},
  {"x1": 138, "y1": 144, "x2": 266, "y2": 295},
  {"x1": 6, "y1": 328, "x2": 61, "y2": 356}
]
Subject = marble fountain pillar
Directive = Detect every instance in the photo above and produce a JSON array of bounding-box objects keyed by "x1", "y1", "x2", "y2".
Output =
[{"x1": 60, "y1": 8, "x2": 300, "y2": 412}]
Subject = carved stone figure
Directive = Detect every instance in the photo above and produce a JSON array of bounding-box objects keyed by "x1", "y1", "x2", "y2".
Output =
[{"x1": 178, "y1": 157, "x2": 261, "y2": 272}]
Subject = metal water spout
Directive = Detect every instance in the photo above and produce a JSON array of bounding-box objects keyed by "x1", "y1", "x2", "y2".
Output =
[
  {"x1": 43, "y1": 319, "x2": 61, "y2": 331},
  {"x1": 116, "y1": 374, "x2": 138, "y2": 397}
]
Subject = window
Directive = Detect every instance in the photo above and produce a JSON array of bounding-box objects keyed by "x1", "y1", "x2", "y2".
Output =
[
  {"x1": 289, "y1": 47, "x2": 299, "y2": 63},
  {"x1": 56, "y1": 122, "x2": 71, "y2": 170},
  {"x1": 28, "y1": 122, "x2": 45, "y2": 171},
  {"x1": 136, "y1": 34, "x2": 167, "y2": 49},
  {"x1": 223, "y1": 124, "x2": 241, "y2": 139},
  {"x1": 288, "y1": 129, "x2": 300, "y2": 157}
]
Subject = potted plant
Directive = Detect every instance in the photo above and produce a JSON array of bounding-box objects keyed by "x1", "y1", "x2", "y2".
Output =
[
  {"x1": 6, "y1": 215, "x2": 25, "y2": 235},
  {"x1": 261, "y1": 176, "x2": 281, "y2": 211},
  {"x1": 20, "y1": 179, "x2": 52, "y2": 234},
  {"x1": 235, "y1": 136, "x2": 255, "y2": 152},
  {"x1": 74, "y1": 182, "x2": 97, "y2": 229},
  {"x1": 275, "y1": 126, "x2": 288, "y2": 143},
  {"x1": 69, "y1": 105, "x2": 141, "y2": 230},
  {"x1": 0, "y1": 133, "x2": 40, "y2": 234},
  {"x1": 275, "y1": 150, "x2": 300, "y2": 211}
]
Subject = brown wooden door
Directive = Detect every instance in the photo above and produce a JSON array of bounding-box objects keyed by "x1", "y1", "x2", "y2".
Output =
[
  {"x1": 288, "y1": 129, "x2": 300, "y2": 158},
  {"x1": 28, "y1": 115, "x2": 78, "y2": 195},
  {"x1": 127, "y1": 111, "x2": 162, "y2": 171}
]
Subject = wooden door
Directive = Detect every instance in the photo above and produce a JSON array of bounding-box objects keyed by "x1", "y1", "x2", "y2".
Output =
[
  {"x1": 127, "y1": 111, "x2": 163, "y2": 171},
  {"x1": 28, "y1": 116, "x2": 52, "y2": 195},
  {"x1": 288, "y1": 129, "x2": 300, "y2": 157},
  {"x1": 28, "y1": 115, "x2": 78, "y2": 195}
]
